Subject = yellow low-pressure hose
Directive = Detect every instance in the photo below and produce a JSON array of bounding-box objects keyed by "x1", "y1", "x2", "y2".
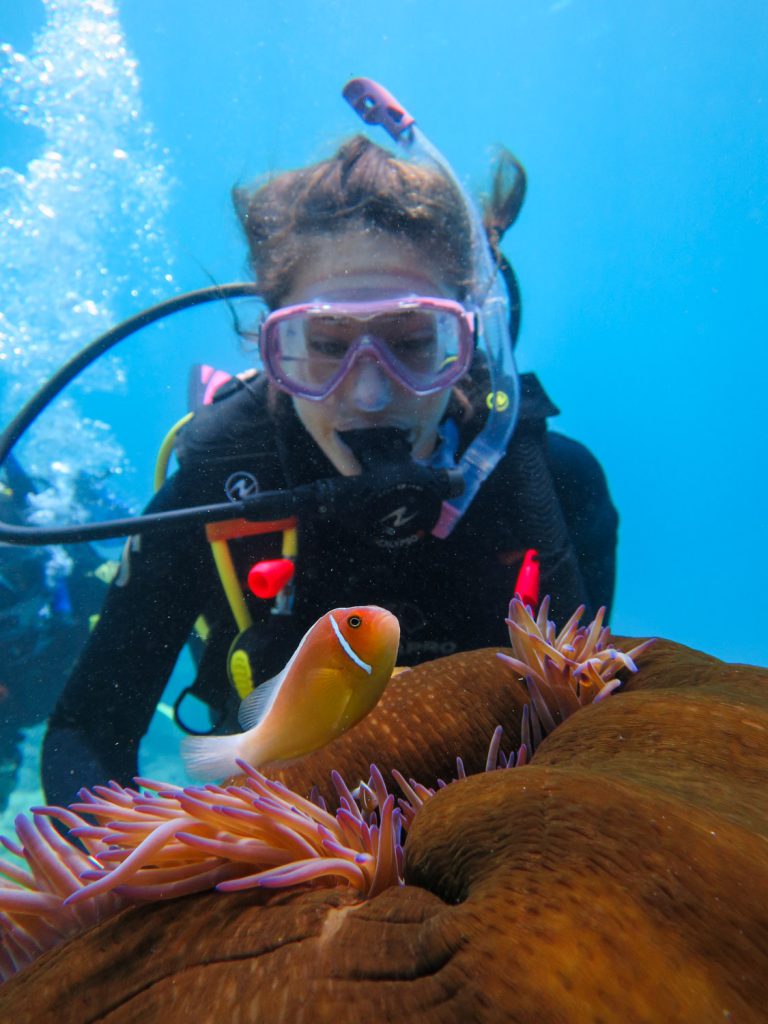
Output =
[{"x1": 153, "y1": 412, "x2": 194, "y2": 492}]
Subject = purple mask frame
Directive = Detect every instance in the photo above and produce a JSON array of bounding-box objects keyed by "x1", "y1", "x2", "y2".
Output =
[{"x1": 259, "y1": 296, "x2": 475, "y2": 401}]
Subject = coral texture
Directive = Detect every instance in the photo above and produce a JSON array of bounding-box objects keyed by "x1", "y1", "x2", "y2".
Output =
[{"x1": 1, "y1": 630, "x2": 767, "y2": 1021}]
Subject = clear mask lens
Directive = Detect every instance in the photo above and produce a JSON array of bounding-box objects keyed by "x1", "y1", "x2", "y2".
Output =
[{"x1": 262, "y1": 299, "x2": 473, "y2": 399}]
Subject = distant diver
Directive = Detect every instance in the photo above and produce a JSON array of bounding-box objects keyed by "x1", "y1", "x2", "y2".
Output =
[{"x1": 0, "y1": 454, "x2": 112, "y2": 810}]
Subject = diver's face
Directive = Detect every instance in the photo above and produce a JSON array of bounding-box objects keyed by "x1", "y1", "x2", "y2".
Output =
[{"x1": 283, "y1": 231, "x2": 456, "y2": 476}]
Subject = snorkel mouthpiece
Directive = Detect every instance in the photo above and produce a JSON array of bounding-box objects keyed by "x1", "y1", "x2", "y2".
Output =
[{"x1": 343, "y1": 78, "x2": 521, "y2": 538}]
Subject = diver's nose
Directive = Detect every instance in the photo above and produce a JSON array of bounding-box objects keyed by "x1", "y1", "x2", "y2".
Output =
[{"x1": 346, "y1": 350, "x2": 393, "y2": 412}]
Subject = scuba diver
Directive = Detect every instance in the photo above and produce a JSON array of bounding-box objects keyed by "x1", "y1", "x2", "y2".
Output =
[
  {"x1": 33, "y1": 80, "x2": 618, "y2": 808},
  {"x1": 0, "y1": 455, "x2": 110, "y2": 810}
]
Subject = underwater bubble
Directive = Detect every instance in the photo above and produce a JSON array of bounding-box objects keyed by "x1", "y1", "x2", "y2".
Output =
[{"x1": 0, "y1": 0, "x2": 175, "y2": 519}]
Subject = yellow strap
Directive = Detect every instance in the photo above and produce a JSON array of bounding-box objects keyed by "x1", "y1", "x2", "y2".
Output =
[
  {"x1": 210, "y1": 538, "x2": 253, "y2": 633},
  {"x1": 152, "y1": 410, "x2": 255, "y2": 630},
  {"x1": 282, "y1": 526, "x2": 297, "y2": 558}
]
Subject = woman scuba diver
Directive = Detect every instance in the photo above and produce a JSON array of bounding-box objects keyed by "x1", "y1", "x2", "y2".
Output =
[{"x1": 33, "y1": 80, "x2": 618, "y2": 807}]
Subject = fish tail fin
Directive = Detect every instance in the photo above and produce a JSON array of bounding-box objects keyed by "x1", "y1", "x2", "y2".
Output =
[{"x1": 180, "y1": 733, "x2": 243, "y2": 782}]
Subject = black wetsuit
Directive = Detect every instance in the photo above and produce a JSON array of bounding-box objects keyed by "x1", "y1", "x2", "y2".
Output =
[{"x1": 42, "y1": 373, "x2": 618, "y2": 807}]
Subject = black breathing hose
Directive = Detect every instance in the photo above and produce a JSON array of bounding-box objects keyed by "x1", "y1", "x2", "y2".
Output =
[{"x1": 0, "y1": 283, "x2": 262, "y2": 545}]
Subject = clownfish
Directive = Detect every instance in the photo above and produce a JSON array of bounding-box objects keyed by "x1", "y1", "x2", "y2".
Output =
[{"x1": 180, "y1": 605, "x2": 400, "y2": 782}]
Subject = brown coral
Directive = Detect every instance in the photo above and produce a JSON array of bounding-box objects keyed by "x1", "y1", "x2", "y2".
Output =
[{"x1": 0, "y1": 636, "x2": 766, "y2": 1022}]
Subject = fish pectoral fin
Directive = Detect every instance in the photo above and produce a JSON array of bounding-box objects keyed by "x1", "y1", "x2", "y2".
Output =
[
  {"x1": 238, "y1": 669, "x2": 285, "y2": 730},
  {"x1": 332, "y1": 684, "x2": 367, "y2": 732},
  {"x1": 300, "y1": 670, "x2": 357, "y2": 733}
]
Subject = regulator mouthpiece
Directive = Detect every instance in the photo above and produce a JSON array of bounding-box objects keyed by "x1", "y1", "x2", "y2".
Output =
[{"x1": 333, "y1": 427, "x2": 461, "y2": 548}]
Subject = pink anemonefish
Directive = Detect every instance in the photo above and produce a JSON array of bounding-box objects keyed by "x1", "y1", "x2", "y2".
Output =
[{"x1": 180, "y1": 605, "x2": 400, "y2": 781}]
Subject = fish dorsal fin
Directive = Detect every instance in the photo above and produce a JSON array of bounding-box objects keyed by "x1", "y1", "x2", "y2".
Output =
[{"x1": 238, "y1": 669, "x2": 285, "y2": 730}]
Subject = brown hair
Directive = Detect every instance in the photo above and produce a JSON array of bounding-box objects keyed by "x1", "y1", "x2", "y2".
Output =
[
  {"x1": 482, "y1": 147, "x2": 527, "y2": 258},
  {"x1": 233, "y1": 135, "x2": 474, "y2": 309}
]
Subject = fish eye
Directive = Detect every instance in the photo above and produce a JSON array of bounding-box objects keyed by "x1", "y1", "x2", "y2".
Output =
[{"x1": 347, "y1": 614, "x2": 362, "y2": 628}]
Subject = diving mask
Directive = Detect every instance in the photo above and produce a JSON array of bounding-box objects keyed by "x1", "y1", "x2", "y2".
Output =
[{"x1": 260, "y1": 296, "x2": 475, "y2": 401}]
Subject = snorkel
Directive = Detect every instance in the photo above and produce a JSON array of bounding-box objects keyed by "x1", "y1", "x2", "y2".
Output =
[{"x1": 343, "y1": 79, "x2": 520, "y2": 537}]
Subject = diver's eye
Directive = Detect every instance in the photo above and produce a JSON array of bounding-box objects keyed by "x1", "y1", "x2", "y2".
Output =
[{"x1": 347, "y1": 615, "x2": 362, "y2": 628}]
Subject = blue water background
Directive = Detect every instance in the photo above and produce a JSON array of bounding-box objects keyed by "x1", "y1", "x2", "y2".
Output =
[{"x1": 1, "y1": 0, "x2": 767, "y2": 803}]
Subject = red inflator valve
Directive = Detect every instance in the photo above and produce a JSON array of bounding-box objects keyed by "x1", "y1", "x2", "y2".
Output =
[
  {"x1": 247, "y1": 559, "x2": 295, "y2": 599},
  {"x1": 514, "y1": 548, "x2": 540, "y2": 609}
]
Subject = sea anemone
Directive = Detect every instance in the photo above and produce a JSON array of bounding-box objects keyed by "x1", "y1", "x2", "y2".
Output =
[
  {"x1": 498, "y1": 596, "x2": 655, "y2": 746},
  {"x1": 0, "y1": 761, "x2": 406, "y2": 980},
  {"x1": 0, "y1": 599, "x2": 653, "y2": 982},
  {"x1": 0, "y1": 813, "x2": 125, "y2": 981},
  {"x1": 0, "y1": 736, "x2": 535, "y2": 981}
]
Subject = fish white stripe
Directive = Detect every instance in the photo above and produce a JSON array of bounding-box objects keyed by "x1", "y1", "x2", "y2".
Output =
[{"x1": 329, "y1": 613, "x2": 372, "y2": 675}]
